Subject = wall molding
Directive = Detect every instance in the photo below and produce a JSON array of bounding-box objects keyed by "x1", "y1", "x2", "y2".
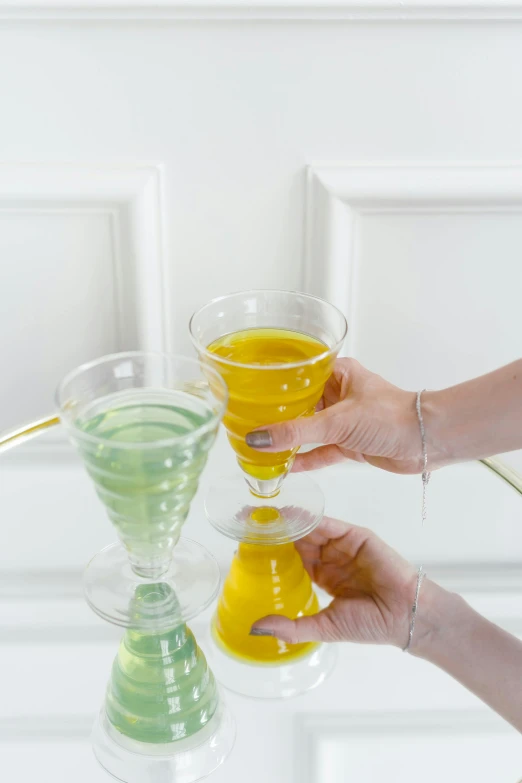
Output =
[
  {"x1": 296, "y1": 710, "x2": 520, "y2": 783},
  {"x1": 304, "y1": 162, "x2": 522, "y2": 357},
  {"x1": 4, "y1": 1, "x2": 522, "y2": 22},
  {"x1": 0, "y1": 162, "x2": 169, "y2": 453},
  {"x1": 0, "y1": 162, "x2": 169, "y2": 356},
  {"x1": 0, "y1": 715, "x2": 93, "y2": 741}
]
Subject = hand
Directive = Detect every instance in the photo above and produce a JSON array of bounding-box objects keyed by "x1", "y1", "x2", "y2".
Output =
[
  {"x1": 250, "y1": 516, "x2": 418, "y2": 648},
  {"x1": 246, "y1": 358, "x2": 424, "y2": 475}
]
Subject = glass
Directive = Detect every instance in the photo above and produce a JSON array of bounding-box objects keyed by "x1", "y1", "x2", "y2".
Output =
[
  {"x1": 190, "y1": 290, "x2": 347, "y2": 698},
  {"x1": 189, "y1": 289, "x2": 347, "y2": 542},
  {"x1": 56, "y1": 352, "x2": 228, "y2": 627},
  {"x1": 0, "y1": 351, "x2": 235, "y2": 781}
]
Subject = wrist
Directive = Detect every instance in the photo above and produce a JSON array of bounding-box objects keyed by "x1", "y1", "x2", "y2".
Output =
[
  {"x1": 408, "y1": 578, "x2": 471, "y2": 661},
  {"x1": 420, "y1": 389, "x2": 456, "y2": 470}
]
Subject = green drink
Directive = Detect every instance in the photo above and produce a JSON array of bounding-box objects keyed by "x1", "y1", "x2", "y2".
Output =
[
  {"x1": 106, "y1": 584, "x2": 219, "y2": 744},
  {"x1": 56, "y1": 354, "x2": 234, "y2": 780},
  {"x1": 73, "y1": 389, "x2": 217, "y2": 573}
]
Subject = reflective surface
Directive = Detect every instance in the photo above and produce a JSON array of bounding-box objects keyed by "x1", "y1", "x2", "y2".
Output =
[{"x1": 1, "y1": 446, "x2": 522, "y2": 781}]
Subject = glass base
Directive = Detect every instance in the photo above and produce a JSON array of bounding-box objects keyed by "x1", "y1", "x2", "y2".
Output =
[
  {"x1": 204, "y1": 473, "x2": 325, "y2": 544},
  {"x1": 202, "y1": 628, "x2": 337, "y2": 699},
  {"x1": 92, "y1": 701, "x2": 235, "y2": 783},
  {"x1": 84, "y1": 539, "x2": 221, "y2": 630}
]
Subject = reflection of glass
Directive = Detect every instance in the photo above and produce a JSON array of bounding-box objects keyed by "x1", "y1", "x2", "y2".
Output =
[
  {"x1": 189, "y1": 290, "x2": 347, "y2": 540},
  {"x1": 213, "y1": 543, "x2": 318, "y2": 663},
  {"x1": 57, "y1": 353, "x2": 228, "y2": 627},
  {"x1": 190, "y1": 291, "x2": 346, "y2": 698},
  {"x1": 93, "y1": 583, "x2": 235, "y2": 782}
]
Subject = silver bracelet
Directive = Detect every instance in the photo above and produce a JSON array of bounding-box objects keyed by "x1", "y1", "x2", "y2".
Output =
[
  {"x1": 403, "y1": 390, "x2": 431, "y2": 652},
  {"x1": 403, "y1": 566, "x2": 425, "y2": 651},
  {"x1": 416, "y1": 388, "x2": 431, "y2": 526}
]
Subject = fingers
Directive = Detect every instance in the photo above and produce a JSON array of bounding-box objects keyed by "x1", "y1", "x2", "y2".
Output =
[
  {"x1": 245, "y1": 407, "x2": 342, "y2": 453},
  {"x1": 301, "y1": 515, "x2": 356, "y2": 542},
  {"x1": 293, "y1": 445, "x2": 365, "y2": 472},
  {"x1": 249, "y1": 607, "x2": 340, "y2": 644},
  {"x1": 295, "y1": 517, "x2": 373, "y2": 561}
]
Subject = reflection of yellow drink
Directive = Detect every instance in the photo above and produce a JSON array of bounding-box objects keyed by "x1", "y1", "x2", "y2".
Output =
[
  {"x1": 212, "y1": 543, "x2": 319, "y2": 663},
  {"x1": 207, "y1": 328, "x2": 332, "y2": 482}
]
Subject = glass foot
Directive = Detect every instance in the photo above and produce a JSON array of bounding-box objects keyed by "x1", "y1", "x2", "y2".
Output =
[
  {"x1": 92, "y1": 700, "x2": 235, "y2": 783},
  {"x1": 202, "y1": 629, "x2": 337, "y2": 699},
  {"x1": 204, "y1": 473, "x2": 325, "y2": 544},
  {"x1": 84, "y1": 538, "x2": 221, "y2": 630}
]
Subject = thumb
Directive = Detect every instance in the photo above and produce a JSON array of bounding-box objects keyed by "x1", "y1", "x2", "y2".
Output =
[
  {"x1": 249, "y1": 608, "x2": 339, "y2": 644},
  {"x1": 245, "y1": 407, "x2": 343, "y2": 453}
]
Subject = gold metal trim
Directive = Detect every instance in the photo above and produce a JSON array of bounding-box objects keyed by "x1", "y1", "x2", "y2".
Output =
[
  {"x1": 480, "y1": 457, "x2": 522, "y2": 496},
  {"x1": 0, "y1": 415, "x2": 60, "y2": 454}
]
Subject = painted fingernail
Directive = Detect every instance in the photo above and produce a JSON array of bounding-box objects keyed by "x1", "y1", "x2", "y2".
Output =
[
  {"x1": 249, "y1": 627, "x2": 274, "y2": 637},
  {"x1": 245, "y1": 431, "x2": 272, "y2": 448}
]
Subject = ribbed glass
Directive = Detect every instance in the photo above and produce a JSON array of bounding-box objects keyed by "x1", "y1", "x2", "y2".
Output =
[
  {"x1": 106, "y1": 584, "x2": 219, "y2": 744},
  {"x1": 57, "y1": 353, "x2": 227, "y2": 577}
]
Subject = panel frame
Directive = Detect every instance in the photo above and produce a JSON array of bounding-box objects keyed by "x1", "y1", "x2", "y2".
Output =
[
  {"x1": 0, "y1": 162, "x2": 169, "y2": 355},
  {"x1": 4, "y1": 0, "x2": 522, "y2": 22},
  {"x1": 304, "y1": 163, "x2": 522, "y2": 357},
  {"x1": 296, "y1": 710, "x2": 521, "y2": 783}
]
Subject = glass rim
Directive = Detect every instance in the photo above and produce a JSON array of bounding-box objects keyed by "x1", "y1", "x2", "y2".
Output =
[
  {"x1": 188, "y1": 289, "x2": 348, "y2": 371},
  {"x1": 55, "y1": 350, "x2": 228, "y2": 450}
]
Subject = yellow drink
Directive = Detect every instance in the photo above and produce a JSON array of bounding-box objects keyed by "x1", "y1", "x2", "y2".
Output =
[
  {"x1": 206, "y1": 328, "x2": 333, "y2": 483},
  {"x1": 212, "y1": 542, "x2": 319, "y2": 663}
]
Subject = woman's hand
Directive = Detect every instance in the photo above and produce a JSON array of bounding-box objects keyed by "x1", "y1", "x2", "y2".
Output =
[
  {"x1": 250, "y1": 516, "x2": 418, "y2": 648},
  {"x1": 251, "y1": 516, "x2": 522, "y2": 734},
  {"x1": 246, "y1": 357, "x2": 522, "y2": 473},
  {"x1": 246, "y1": 358, "x2": 424, "y2": 475}
]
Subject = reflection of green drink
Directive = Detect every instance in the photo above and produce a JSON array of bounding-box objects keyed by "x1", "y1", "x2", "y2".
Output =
[
  {"x1": 74, "y1": 389, "x2": 217, "y2": 573},
  {"x1": 106, "y1": 584, "x2": 219, "y2": 744}
]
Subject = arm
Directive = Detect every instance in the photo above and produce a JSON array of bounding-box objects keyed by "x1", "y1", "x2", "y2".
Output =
[
  {"x1": 411, "y1": 579, "x2": 522, "y2": 733},
  {"x1": 246, "y1": 358, "x2": 522, "y2": 475},
  {"x1": 424, "y1": 359, "x2": 522, "y2": 468}
]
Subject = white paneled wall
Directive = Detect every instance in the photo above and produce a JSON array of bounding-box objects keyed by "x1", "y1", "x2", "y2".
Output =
[
  {"x1": 305, "y1": 164, "x2": 522, "y2": 386},
  {"x1": 1, "y1": 6, "x2": 522, "y2": 783},
  {"x1": 0, "y1": 164, "x2": 167, "y2": 430}
]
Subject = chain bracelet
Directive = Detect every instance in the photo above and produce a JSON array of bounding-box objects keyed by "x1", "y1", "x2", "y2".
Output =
[
  {"x1": 403, "y1": 389, "x2": 431, "y2": 652},
  {"x1": 403, "y1": 566, "x2": 425, "y2": 652}
]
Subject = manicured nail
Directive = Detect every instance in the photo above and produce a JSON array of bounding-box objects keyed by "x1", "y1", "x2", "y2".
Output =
[
  {"x1": 249, "y1": 627, "x2": 274, "y2": 637},
  {"x1": 246, "y1": 430, "x2": 272, "y2": 448}
]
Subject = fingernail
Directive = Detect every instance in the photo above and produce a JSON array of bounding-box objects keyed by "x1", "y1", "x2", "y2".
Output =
[
  {"x1": 249, "y1": 627, "x2": 274, "y2": 637},
  {"x1": 246, "y1": 431, "x2": 272, "y2": 448}
]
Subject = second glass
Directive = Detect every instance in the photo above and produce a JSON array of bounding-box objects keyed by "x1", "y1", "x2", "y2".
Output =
[{"x1": 189, "y1": 289, "x2": 347, "y2": 544}]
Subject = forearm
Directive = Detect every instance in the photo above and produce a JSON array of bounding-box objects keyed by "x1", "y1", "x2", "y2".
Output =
[
  {"x1": 422, "y1": 359, "x2": 522, "y2": 467},
  {"x1": 411, "y1": 580, "x2": 522, "y2": 732}
]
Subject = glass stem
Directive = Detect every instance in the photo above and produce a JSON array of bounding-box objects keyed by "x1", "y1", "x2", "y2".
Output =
[
  {"x1": 243, "y1": 472, "x2": 287, "y2": 499},
  {"x1": 128, "y1": 554, "x2": 172, "y2": 580}
]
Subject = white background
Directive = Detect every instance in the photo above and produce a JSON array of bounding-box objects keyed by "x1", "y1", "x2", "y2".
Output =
[{"x1": 1, "y1": 3, "x2": 522, "y2": 781}]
